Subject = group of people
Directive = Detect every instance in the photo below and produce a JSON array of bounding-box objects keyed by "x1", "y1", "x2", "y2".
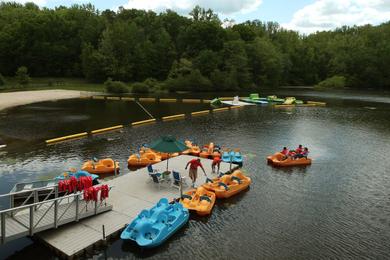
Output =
[{"x1": 280, "y1": 145, "x2": 309, "y2": 160}]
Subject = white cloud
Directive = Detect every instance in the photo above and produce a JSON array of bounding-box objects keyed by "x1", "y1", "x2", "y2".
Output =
[
  {"x1": 0, "y1": 0, "x2": 47, "y2": 5},
  {"x1": 283, "y1": 0, "x2": 390, "y2": 34},
  {"x1": 123, "y1": 0, "x2": 262, "y2": 15}
]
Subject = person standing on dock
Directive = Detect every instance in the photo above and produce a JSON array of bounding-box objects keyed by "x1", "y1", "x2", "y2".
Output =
[
  {"x1": 185, "y1": 158, "x2": 206, "y2": 188},
  {"x1": 212, "y1": 156, "x2": 221, "y2": 174}
]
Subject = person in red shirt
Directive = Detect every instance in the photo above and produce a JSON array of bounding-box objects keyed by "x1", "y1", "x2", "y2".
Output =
[
  {"x1": 295, "y1": 144, "x2": 303, "y2": 154},
  {"x1": 281, "y1": 147, "x2": 288, "y2": 160},
  {"x1": 212, "y1": 156, "x2": 222, "y2": 174},
  {"x1": 185, "y1": 158, "x2": 206, "y2": 188}
]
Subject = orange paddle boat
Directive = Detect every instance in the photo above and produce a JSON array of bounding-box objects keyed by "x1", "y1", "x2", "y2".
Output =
[
  {"x1": 267, "y1": 152, "x2": 312, "y2": 167},
  {"x1": 82, "y1": 158, "x2": 120, "y2": 175},
  {"x1": 180, "y1": 186, "x2": 216, "y2": 216},
  {"x1": 127, "y1": 153, "x2": 162, "y2": 167},
  {"x1": 139, "y1": 146, "x2": 178, "y2": 160},
  {"x1": 200, "y1": 142, "x2": 220, "y2": 159},
  {"x1": 202, "y1": 170, "x2": 251, "y2": 199},
  {"x1": 181, "y1": 140, "x2": 201, "y2": 156}
]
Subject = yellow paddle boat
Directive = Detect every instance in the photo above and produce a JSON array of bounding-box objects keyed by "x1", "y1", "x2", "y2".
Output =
[
  {"x1": 202, "y1": 170, "x2": 251, "y2": 199},
  {"x1": 180, "y1": 186, "x2": 216, "y2": 216}
]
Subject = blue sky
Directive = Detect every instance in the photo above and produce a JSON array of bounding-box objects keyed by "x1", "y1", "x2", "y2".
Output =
[{"x1": 5, "y1": 0, "x2": 390, "y2": 33}]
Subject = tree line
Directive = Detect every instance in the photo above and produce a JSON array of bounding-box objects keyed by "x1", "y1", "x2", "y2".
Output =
[{"x1": 0, "y1": 2, "x2": 389, "y2": 92}]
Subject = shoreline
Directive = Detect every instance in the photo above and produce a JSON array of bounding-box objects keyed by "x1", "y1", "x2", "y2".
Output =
[{"x1": 0, "y1": 90, "x2": 92, "y2": 111}]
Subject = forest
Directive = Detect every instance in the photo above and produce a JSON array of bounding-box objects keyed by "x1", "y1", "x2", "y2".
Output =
[{"x1": 0, "y1": 2, "x2": 389, "y2": 92}]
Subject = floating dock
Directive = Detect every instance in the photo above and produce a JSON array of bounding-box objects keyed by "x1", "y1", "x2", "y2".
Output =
[
  {"x1": 36, "y1": 155, "x2": 238, "y2": 258},
  {"x1": 221, "y1": 100, "x2": 254, "y2": 106}
]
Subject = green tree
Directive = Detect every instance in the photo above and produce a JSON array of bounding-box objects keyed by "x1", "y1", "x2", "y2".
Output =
[
  {"x1": 16, "y1": 66, "x2": 30, "y2": 85},
  {"x1": 0, "y1": 73, "x2": 5, "y2": 86}
]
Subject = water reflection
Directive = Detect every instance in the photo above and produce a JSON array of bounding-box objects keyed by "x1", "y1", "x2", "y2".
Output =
[{"x1": 0, "y1": 90, "x2": 390, "y2": 259}]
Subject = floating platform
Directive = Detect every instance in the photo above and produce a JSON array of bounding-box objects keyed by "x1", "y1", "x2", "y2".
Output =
[
  {"x1": 36, "y1": 155, "x2": 238, "y2": 258},
  {"x1": 221, "y1": 100, "x2": 254, "y2": 106}
]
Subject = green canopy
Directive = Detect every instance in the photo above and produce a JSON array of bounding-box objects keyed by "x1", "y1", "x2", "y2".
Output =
[{"x1": 149, "y1": 136, "x2": 188, "y2": 153}]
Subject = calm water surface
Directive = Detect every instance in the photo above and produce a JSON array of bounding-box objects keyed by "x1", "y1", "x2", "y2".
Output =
[{"x1": 0, "y1": 90, "x2": 389, "y2": 259}]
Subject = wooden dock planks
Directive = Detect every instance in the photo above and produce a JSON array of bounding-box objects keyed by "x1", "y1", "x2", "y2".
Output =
[{"x1": 36, "y1": 155, "x2": 238, "y2": 258}]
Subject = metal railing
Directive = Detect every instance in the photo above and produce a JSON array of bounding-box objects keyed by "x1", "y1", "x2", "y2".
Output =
[
  {"x1": 0, "y1": 187, "x2": 111, "y2": 245},
  {"x1": 0, "y1": 183, "x2": 61, "y2": 213}
]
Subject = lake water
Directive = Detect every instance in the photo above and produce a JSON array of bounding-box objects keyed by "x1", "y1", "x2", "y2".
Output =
[{"x1": 0, "y1": 90, "x2": 389, "y2": 259}]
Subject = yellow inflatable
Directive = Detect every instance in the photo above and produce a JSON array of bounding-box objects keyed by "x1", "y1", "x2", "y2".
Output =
[
  {"x1": 82, "y1": 158, "x2": 120, "y2": 175},
  {"x1": 180, "y1": 186, "x2": 216, "y2": 216}
]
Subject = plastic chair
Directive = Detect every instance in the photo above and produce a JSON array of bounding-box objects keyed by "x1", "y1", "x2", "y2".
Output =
[
  {"x1": 150, "y1": 173, "x2": 164, "y2": 190},
  {"x1": 171, "y1": 171, "x2": 187, "y2": 189},
  {"x1": 147, "y1": 165, "x2": 161, "y2": 176}
]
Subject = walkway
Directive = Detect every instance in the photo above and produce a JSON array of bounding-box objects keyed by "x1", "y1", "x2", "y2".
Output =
[{"x1": 36, "y1": 155, "x2": 238, "y2": 258}]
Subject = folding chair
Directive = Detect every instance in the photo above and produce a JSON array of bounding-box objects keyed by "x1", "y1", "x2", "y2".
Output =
[
  {"x1": 150, "y1": 173, "x2": 164, "y2": 190},
  {"x1": 171, "y1": 171, "x2": 187, "y2": 189}
]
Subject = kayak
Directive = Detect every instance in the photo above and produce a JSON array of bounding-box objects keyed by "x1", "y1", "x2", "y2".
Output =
[
  {"x1": 283, "y1": 97, "x2": 296, "y2": 105},
  {"x1": 267, "y1": 152, "x2": 312, "y2": 167},
  {"x1": 241, "y1": 98, "x2": 268, "y2": 104},
  {"x1": 203, "y1": 170, "x2": 251, "y2": 199},
  {"x1": 127, "y1": 153, "x2": 161, "y2": 167},
  {"x1": 267, "y1": 95, "x2": 285, "y2": 104},
  {"x1": 180, "y1": 186, "x2": 216, "y2": 216},
  {"x1": 121, "y1": 198, "x2": 189, "y2": 248},
  {"x1": 82, "y1": 158, "x2": 120, "y2": 174},
  {"x1": 210, "y1": 98, "x2": 222, "y2": 106}
]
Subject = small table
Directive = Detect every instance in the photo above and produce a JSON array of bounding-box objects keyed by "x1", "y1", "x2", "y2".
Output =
[{"x1": 162, "y1": 171, "x2": 171, "y2": 182}]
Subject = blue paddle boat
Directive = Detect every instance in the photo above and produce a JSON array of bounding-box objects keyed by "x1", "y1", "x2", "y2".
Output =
[
  {"x1": 121, "y1": 198, "x2": 189, "y2": 248},
  {"x1": 233, "y1": 151, "x2": 243, "y2": 166},
  {"x1": 222, "y1": 151, "x2": 243, "y2": 166},
  {"x1": 222, "y1": 151, "x2": 231, "y2": 162},
  {"x1": 55, "y1": 170, "x2": 99, "y2": 184}
]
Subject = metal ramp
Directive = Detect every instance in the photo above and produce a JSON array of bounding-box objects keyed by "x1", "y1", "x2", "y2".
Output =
[{"x1": 0, "y1": 187, "x2": 112, "y2": 244}]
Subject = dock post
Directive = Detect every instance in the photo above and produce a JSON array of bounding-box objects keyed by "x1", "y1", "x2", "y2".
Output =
[
  {"x1": 34, "y1": 190, "x2": 38, "y2": 210},
  {"x1": 75, "y1": 194, "x2": 79, "y2": 222},
  {"x1": 9, "y1": 194, "x2": 14, "y2": 217},
  {"x1": 102, "y1": 225, "x2": 106, "y2": 240},
  {"x1": 29, "y1": 206, "x2": 34, "y2": 236},
  {"x1": 54, "y1": 186, "x2": 58, "y2": 198},
  {"x1": 54, "y1": 200, "x2": 58, "y2": 228},
  {"x1": 94, "y1": 200, "x2": 98, "y2": 215},
  {"x1": 1, "y1": 212, "x2": 5, "y2": 244}
]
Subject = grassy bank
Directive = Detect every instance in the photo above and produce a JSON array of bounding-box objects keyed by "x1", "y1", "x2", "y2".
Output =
[{"x1": 0, "y1": 77, "x2": 106, "y2": 92}]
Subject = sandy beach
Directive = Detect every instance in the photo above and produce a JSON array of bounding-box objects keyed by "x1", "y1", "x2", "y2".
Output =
[{"x1": 0, "y1": 90, "x2": 89, "y2": 111}]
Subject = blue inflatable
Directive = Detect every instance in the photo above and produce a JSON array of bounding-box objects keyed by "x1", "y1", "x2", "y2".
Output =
[
  {"x1": 55, "y1": 170, "x2": 99, "y2": 182},
  {"x1": 121, "y1": 198, "x2": 189, "y2": 248}
]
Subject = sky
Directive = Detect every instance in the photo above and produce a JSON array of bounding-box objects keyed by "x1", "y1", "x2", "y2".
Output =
[{"x1": 3, "y1": 0, "x2": 390, "y2": 33}]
